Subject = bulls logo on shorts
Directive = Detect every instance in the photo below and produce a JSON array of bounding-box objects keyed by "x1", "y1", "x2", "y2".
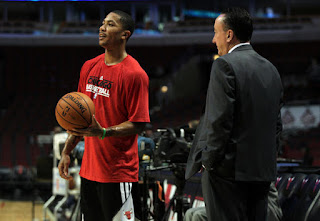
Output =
[{"x1": 124, "y1": 209, "x2": 133, "y2": 219}]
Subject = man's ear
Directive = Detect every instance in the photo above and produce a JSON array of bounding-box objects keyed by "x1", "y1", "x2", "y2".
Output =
[
  {"x1": 122, "y1": 30, "x2": 131, "y2": 40},
  {"x1": 226, "y1": 30, "x2": 234, "y2": 42}
]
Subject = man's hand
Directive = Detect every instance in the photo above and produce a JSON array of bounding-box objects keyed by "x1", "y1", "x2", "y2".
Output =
[
  {"x1": 68, "y1": 115, "x2": 103, "y2": 137},
  {"x1": 58, "y1": 153, "x2": 73, "y2": 180}
]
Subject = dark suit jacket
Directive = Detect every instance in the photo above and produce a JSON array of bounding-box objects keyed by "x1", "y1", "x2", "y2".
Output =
[{"x1": 185, "y1": 44, "x2": 283, "y2": 182}]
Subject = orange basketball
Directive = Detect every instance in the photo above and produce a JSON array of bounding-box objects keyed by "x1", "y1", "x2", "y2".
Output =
[{"x1": 55, "y1": 92, "x2": 95, "y2": 131}]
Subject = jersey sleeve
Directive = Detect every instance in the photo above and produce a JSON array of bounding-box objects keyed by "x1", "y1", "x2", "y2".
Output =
[
  {"x1": 77, "y1": 60, "x2": 92, "y2": 93},
  {"x1": 125, "y1": 71, "x2": 150, "y2": 122}
]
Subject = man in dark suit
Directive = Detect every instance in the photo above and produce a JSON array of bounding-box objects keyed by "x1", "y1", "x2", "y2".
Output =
[{"x1": 185, "y1": 8, "x2": 283, "y2": 221}]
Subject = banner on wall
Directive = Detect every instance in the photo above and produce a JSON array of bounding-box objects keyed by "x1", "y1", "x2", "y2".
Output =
[{"x1": 281, "y1": 105, "x2": 319, "y2": 129}]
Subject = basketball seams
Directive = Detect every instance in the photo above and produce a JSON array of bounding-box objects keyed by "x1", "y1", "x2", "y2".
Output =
[
  {"x1": 60, "y1": 97, "x2": 90, "y2": 126},
  {"x1": 55, "y1": 92, "x2": 95, "y2": 131},
  {"x1": 55, "y1": 108, "x2": 87, "y2": 129},
  {"x1": 74, "y1": 92, "x2": 94, "y2": 119}
]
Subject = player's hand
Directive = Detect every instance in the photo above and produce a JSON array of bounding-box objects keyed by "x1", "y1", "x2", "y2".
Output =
[
  {"x1": 58, "y1": 153, "x2": 73, "y2": 180},
  {"x1": 67, "y1": 115, "x2": 104, "y2": 137}
]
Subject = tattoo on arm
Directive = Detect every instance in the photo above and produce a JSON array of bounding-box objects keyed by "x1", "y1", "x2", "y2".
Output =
[{"x1": 63, "y1": 135, "x2": 82, "y2": 155}]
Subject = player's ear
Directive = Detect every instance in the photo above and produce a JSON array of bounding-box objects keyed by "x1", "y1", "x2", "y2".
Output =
[{"x1": 122, "y1": 30, "x2": 131, "y2": 40}]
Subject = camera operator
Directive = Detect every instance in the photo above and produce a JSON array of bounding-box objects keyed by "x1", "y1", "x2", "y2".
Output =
[{"x1": 138, "y1": 123, "x2": 155, "y2": 161}]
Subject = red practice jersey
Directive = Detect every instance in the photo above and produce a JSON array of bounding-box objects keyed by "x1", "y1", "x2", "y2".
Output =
[{"x1": 77, "y1": 54, "x2": 150, "y2": 183}]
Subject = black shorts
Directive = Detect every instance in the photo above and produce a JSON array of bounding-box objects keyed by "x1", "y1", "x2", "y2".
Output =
[{"x1": 80, "y1": 177, "x2": 141, "y2": 221}]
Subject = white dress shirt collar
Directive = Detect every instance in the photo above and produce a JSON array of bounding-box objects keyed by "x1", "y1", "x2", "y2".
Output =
[{"x1": 228, "y1": 42, "x2": 250, "y2": 54}]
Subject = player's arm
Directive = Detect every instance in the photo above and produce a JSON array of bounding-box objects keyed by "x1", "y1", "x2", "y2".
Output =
[
  {"x1": 58, "y1": 134, "x2": 83, "y2": 180},
  {"x1": 68, "y1": 115, "x2": 146, "y2": 138},
  {"x1": 105, "y1": 121, "x2": 146, "y2": 137}
]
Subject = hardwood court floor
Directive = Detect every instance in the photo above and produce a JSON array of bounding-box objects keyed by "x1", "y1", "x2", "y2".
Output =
[{"x1": 0, "y1": 200, "x2": 43, "y2": 221}]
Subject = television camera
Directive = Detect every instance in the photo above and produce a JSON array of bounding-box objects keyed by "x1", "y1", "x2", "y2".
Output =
[{"x1": 139, "y1": 127, "x2": 196, "y2": 221}]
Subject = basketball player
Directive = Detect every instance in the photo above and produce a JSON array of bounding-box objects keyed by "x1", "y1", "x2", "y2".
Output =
[{"x1": 58, "y1": 10, "x2": 150, "y2": 221}]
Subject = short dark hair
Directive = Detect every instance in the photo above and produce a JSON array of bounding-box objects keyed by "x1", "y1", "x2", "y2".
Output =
[
  {"x1": 221, "y1": 7, "x2": 253, "y2": 42},
  {"x1": 112, "y1": 10, "x2": 135, "y2": 41}
]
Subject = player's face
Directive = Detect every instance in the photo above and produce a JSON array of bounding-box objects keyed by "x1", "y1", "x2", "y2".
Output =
[
  {"x1": 212, "y1": 15, "x2": 229, "y2": 56},
  {"x1": 99, "y1": 12, "x2": 125, "y2": 48}
]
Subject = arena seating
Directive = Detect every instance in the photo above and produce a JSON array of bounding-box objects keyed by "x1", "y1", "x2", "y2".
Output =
[
  {"x1": 163, "y1": 16, "x2": 315, "y2": 34},
  {"x1": 151, "y1": 166, "x2": 320, "y2": 221},
  {"x1": 57, "y1": 21, "x2": 100, "y2": 34},
  {"x1": 0, "y1": 21, "x2": 50, "y2": 34},
  {"x1": 275, "y1": 167, "x2": 320, "y2": 221}
]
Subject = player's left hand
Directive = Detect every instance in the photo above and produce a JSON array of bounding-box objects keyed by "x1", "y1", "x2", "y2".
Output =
[{"x1": 67, "y1": 115, "x2": 104, "y2": 137}]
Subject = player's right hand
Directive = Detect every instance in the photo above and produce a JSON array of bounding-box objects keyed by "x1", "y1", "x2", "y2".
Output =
[
  {"x1": 58, "y1": 153, "x2": 73, "y2": 180},
  {"x1": 68, "y1": 115, "x2": 103, "y2": 138}
]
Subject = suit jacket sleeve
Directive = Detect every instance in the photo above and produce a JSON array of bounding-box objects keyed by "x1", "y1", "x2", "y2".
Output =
[
  {"x1": 276, "y1": 89, "x2": 283, "y2": 153},
  {"x1": 202, "y1": 58, "x2": 236, "y2": 170}
]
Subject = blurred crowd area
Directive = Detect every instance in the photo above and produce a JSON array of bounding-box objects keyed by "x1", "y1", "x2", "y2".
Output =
[{"x1": 0, "y1": 0, "x2": 320, "y2": 35}]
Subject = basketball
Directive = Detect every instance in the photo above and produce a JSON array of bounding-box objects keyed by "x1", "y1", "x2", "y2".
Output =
[{"x1": 55, "y1": 92, "x2": 95, "y2": 131}]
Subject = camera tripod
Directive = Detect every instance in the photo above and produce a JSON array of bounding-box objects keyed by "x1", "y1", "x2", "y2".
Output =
[
  {"x1": 161, "y1": 163, "x2": 187, "y2": 221},
  {"x1": 140, "y1": 163, "x2": 172, "y2": 221},
  {"x1": 140, "y1": 163, "x2": 188, "y2": 221}
]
